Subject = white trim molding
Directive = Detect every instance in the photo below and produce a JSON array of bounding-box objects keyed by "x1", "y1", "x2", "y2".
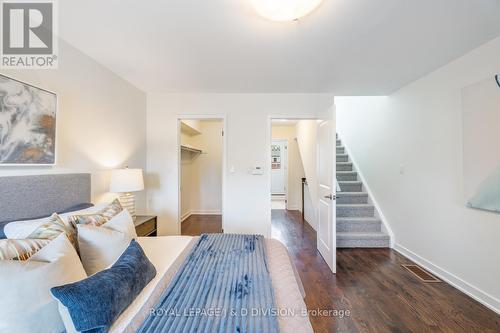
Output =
[
  {"x1": 180, "y1": 211, "x2": 192, "y2": 223},
  {"x1": 181, "y1": 210, "x2": 222, "y2": 223},
  {"x1": 190, "y1": 209, "x2": 222, "y2": 215},
  {"x1": 395, "y1": 243, "x2": 500, "y2": 315}
]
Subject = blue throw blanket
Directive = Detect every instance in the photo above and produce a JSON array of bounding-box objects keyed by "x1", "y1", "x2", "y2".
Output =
[{"x1": 138, "y1": 234, "x2": 280, "y2": 333}]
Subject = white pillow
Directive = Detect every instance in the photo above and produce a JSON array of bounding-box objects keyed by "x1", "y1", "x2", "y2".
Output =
[
  {"x1": 4, "y1": 203, "x2": 107, "y2": 239},
  {"x1": 0, "y1": 234, "x2": 87, "y2": 333},
  {"x1": 105, "y1": 209, "x2": 137, "y2": 239},
  {"x1": 77, "y1": 209, "x2": 137, "y2": 276},
  {"x1": 4, "y1": 216, "x2": 51, "y2": 239}
]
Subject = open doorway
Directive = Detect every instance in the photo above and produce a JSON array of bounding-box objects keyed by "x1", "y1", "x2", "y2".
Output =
[
  {"x1": 270, "y1": 116, "x2": 337, "y2": 273},
  {"x1": 178, "y1": 118, "x2": 224, "y2": 235},
  {"x1": 271, "y1": 138, "x2": 288, "y2": 209},
  {"x1": 270, "y1": 119, "x2": 316, "y2": 223}
]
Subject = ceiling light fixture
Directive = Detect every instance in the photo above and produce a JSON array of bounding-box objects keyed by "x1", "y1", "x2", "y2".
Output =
[{"x1": 250, "y1": 0, "x2": 323, "y2": 22}]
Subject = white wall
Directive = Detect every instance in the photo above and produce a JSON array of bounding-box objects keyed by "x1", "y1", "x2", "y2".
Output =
[
  {"x1": 271, "y1": 125, "x2": 305, "y2": 211},
  {"x1": 296, "y1": 120, "x2": 319, "y2": 229},
  {"x1": 181, "y1": 120, "x2": 223, "y2": 219},
  {"x1": 146, "y1": 94, "x2": 334, "y2": 236},
  {"x1": 0, "y1": 40, "x2": 147, "y2": 211},
  {"x1": 336, "y1": 36, "x2": 500, "y2": 313}
]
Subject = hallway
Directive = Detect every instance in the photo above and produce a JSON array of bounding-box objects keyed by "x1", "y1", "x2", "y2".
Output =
[
  {"x1": 180, "y1": 212, "x2": 500, "y2": 332},
  {"x1": 271, "y1": 210, "x2": 499, "y2": 332}
]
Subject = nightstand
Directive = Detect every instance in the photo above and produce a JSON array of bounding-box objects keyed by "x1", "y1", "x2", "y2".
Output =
[{"x1": 134, "y1": 215, "x2": 157, "y2": 237}]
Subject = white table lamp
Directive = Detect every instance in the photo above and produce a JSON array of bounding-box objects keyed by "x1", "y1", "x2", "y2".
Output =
[{"x1": 110, "y1": 168, "x2": 144, "y2": 220}]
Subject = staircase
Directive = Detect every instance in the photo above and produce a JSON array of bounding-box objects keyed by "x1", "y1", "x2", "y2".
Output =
[{"x1": 336, "y1": 135, "x2": 390, "y2": 248}]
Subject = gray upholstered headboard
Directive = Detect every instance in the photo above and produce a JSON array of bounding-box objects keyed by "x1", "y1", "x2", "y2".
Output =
[{"x1": 0, "y1": 173, "x2": 91, "y2": 223}]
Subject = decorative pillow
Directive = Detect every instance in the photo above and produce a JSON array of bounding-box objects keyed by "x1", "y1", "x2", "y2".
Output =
[
  {"x1": 51, "y1": 240, "x2": 156, "y2": 333},
  {"x1": 99, "y1": 198, "x2": 124, "y2": 219},
  {"x1": 0, "y1": 238, "x2": 50, "y2": 260},
  {"x1": 4, "y1": 204, "x2": 107, "y2": 239},
  {"x1": 68, "y1": 199, "x2": 123, "y2": 227},
  {"x1": 4, "y1": 215, "x2": 55, "y2": 239},
  {"x1": 77, "y1": 209, "x2": 137, "y2": 275},
  {"x1": 69, "y1": 214, "x2": 109, "y2": 228},
  {"x1": 27, "y1": 213, "x2": 77, "y2": 248},
  {"x1": 58, "y1": 202, "x2": 107, "y2": 224},
  {"x1": 0, "y1": 234, "x2": 87, "y2": 333}
]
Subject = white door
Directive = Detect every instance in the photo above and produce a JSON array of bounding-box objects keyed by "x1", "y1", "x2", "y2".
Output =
[
  {"x1": 271, "y1": 140, "x2": 287, "y2": 195},
  {"x1": 317, "y1": 106, "x2": 336, "y2": 273}
]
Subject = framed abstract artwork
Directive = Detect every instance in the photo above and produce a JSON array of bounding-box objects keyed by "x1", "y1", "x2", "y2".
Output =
[
  {"x1": 0, "y1": 74, "x2": 57, "y2": 165},
  {"x1": 462, "y1": 74, "x2": 500, "y2": 213}
]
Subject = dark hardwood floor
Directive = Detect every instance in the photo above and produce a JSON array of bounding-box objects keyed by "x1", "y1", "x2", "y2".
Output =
[
  {"x1": 181, "y1": 211, "x2": 500, "y2": 332},
  {"x1": 181, "y1": 214, "x2": 222, "y2": 236}
]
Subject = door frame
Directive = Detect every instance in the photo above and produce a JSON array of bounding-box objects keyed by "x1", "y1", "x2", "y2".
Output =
[
  {"x1": 271, "y1": 138, "x2": 289, "y2": 206},
  {"x1": 267, "y1": 116, "x2": 320, "y2": 215},
  {"x1": 177, "y1": 114, "x2": 227, "y2": 235}
]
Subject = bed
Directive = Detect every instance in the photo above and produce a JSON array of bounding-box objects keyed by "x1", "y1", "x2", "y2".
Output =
[{"x1": 0, "y1": 174, "x2": 313, "y2": 333}]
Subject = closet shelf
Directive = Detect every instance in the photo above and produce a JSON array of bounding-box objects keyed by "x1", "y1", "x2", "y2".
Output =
[
  {"x1": 181, "y1": 144, "x2": 202, "y2": 154},
  {"x1": 181, "y1": 122, "x2": 202, "y2": 136}
]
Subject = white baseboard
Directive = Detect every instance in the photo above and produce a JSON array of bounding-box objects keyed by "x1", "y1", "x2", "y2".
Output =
[
  {"x1": 180, "y1": 211, "x2": 192, "y2": 223},
  {"x1": 190, "y1": 210, "x2": 222, "y2": 215},
  {"x1": 286, "y1": 205, "x2": 301, "y2": 211},
  {"x1": 394, "y1": 243, "x2": 500, "y2": 315},
  {"x1": 181, "y1": 210, "x2": 222, "y2": 223}
]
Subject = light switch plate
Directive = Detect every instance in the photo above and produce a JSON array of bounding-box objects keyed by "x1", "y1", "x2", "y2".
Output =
[{"x1": 251, "y1": 166, "x2": 264, "y2": 175}]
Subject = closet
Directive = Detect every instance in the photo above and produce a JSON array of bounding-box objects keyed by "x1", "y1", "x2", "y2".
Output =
[{"x1": 180, "y1": 119, "x2": 223, "y2": 231}]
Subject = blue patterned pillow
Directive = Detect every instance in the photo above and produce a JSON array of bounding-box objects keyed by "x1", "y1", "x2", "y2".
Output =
[{"x1": 51, "y1": 240, "x2": 156, "y2": 333}]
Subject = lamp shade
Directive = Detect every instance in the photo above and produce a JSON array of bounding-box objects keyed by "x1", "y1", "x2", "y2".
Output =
[{"x1": 109, "y1": 168, "x2": 144, "y2": 193}]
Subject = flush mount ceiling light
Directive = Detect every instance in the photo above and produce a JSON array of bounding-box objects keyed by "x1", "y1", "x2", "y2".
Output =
[{"x1": 250, "y1": 0, "x2": 323, "y2": 22}]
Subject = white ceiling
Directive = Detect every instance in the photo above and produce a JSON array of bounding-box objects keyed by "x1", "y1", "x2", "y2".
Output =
[{"x1": 59, "y1": 0, "x2": 500, "y2": 94}]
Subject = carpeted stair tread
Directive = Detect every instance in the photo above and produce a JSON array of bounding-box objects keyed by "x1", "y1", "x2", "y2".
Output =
[
  {"x1": 335, "y1": 134, "x2": 390, "y2": 248},
  {"x1": 337, "y1": 232, "x2": 390, "y2": 240},
  {"x1": 336, "y1": 171, "x2": 358, "y2": 181},
  {"x1": 338, "y1": 181, "x2": 363, "y2": 192},
  {"x1": 336, "y1": 232, "x2": 390, "y2": 248},
  {"x1": 336, "y1": 154, "x2": 349, "y2": 162}
]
